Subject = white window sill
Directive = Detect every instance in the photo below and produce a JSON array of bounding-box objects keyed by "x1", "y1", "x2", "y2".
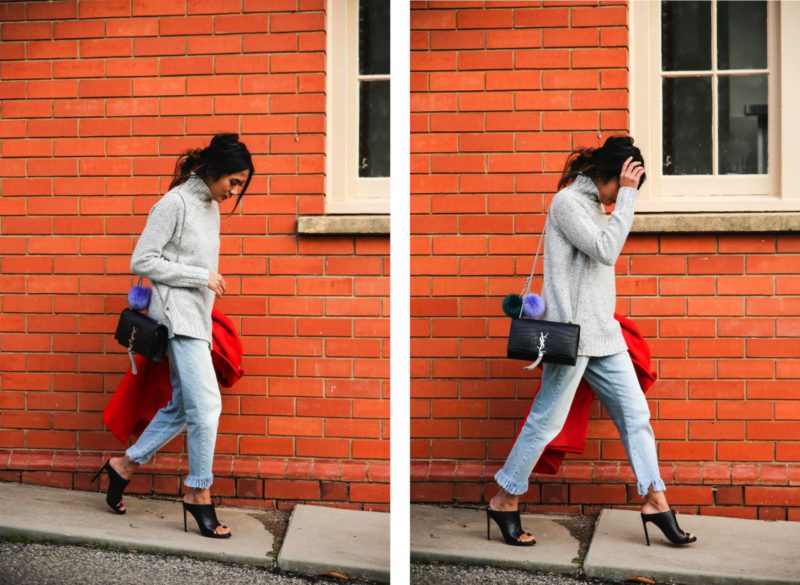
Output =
[
  {"x1": 631, "y1": 212, "x2": 800, "y2": 233},
  {"x1": 297, "y1": 215, "x2": 390, "y2": 235}
]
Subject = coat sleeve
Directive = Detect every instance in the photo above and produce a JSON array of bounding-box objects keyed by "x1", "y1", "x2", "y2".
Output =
[
  {"x1": 130, "y1": 193, "x2": 210, "y2": 288},
  {"x1": 549, "y1": 187, "x2": 638, "y2": 266}
]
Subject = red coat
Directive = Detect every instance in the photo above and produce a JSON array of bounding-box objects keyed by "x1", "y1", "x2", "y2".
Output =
[
  {"x1": 532, "y1": 314, "x2": 657, "y2": 474},
  {"x1": 103, "y1": 308, "x2": 244, "y2": 442}
]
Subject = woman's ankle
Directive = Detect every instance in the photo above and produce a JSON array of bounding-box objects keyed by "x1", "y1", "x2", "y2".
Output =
[
  {"x1": 490, "y1": 487, "x2": 519, "y2": 510},
  {"x1": 184, "y1": 487, "x2": 212, "y2": 504},
  {"x1": 110, "y1": 455, "x2": 138, "y2": 478},
  {"x1": 642, "y1": 490, "x2": 669, "y2": 512}
]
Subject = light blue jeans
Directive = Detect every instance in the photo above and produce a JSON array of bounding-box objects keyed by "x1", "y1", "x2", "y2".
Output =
[
  {"x1": 495, "y1": 351, "x2": 666, "y2": 497},
  {"x1": 126, "y1": 335, "x2": 221, "y2": 489}
]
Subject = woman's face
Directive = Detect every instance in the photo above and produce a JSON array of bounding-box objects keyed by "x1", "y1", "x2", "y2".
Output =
[
  {"x1": 207, "y1": 170, "x2": 250, "y2": 203},
  {"x1": 596, "y1": 177, "x2": 620, "y2": 206}
]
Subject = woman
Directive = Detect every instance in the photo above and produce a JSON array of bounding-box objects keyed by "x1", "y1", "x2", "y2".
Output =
[
  {"x1": 487, "y1": 136, "x2": 696, "y2": 547},
  {"x1": 94, "y1": 133, "x2": 254, "y2": 539}
]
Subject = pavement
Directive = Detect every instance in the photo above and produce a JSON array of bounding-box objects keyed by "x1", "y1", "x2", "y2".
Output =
[
  {"x1": 4, "y1": 482, "x2": 800, "y2": 584},
  {"x1": 411, "y1": 504, "x2": 800, "y2": 585},
  {"x1": 411, "y1": 505, "x2": 582, "y2": 574},
  {"x1": 585, "y1": 509, "x2": 800, "y2": 585},
  {"x1": 278, "y1": 504, "x2": 390, "y2": 583},
  {"x1": 0, "y1": 482, "x2": 389, "y2": 583}
]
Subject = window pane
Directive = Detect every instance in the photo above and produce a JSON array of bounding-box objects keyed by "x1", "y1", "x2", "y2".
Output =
[
  {"x1": 661, "y1": 0, "x2": 711, "y2": 71},
  {"x1": 359, "y1": 0, "x2": 390, "y2": 76},
  {"x1": 719, "y1": 75, "x2": 768, "y2": 174},
  {"x1": 718, "y1": 1, "x2": 766, "y2": 70},
  {"x1": 359, "y1": 80, "x2": 390, "y2": 178},
  {"x1": 662, "y1": 77, "x2": 712, "y2": 175}
]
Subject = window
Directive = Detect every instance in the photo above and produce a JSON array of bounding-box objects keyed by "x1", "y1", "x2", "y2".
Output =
[
  {"x1": 631, "y1": 0, "x2": 800, "y2": 212},
  {"x1": 327, "y1": 0, "x2": 390, "y2": 214}
]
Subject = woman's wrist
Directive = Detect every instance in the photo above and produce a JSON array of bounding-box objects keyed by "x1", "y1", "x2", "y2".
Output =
[{"x1": 614, "y1": 186, "x2": 639, "y2": 214}]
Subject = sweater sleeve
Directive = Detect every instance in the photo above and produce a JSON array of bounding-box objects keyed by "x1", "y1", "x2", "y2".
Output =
[
  {"x1": 131, "y1": 194, "x2": 210, "y2": 288},
  {"x1": 550, "y1": 186, "x2": 638, "y2": 266}
]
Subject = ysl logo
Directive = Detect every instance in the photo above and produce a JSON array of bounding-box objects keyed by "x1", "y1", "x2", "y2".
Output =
[
  {"x1": 127, "y1": 325, "x2": 139, "y2": 374},
  {"x1": 537, "y1": 331, "x2": 548, "y2": 353},
  {"x1": 127, "y1": 326, "x2": 138, "y2": 353},
  {"x1": 524, "y1": 331, "x2": 549, "y2": 372}
]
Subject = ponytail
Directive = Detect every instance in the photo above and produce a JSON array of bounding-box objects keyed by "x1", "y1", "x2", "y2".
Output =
[
  {"x1": 168, "y1": 133, "x2": 255, "y2": 211},
  {"x1": 557, "y1": 135, "x2": 646, "y2": 191},
  {"x1": 557, "y1": 148, "x2": 598, "y2": 191},
  {"x1": 170, "y1": 148, "x2": 205, "y2": 190}
]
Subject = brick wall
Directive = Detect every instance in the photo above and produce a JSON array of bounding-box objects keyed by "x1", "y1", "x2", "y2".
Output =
[
  {"x1": 410, "y1": 0, "x2": 800, "y2": 520},
  {"x1": 0, "y1": 0, "x2": 390, "y2": 511}
]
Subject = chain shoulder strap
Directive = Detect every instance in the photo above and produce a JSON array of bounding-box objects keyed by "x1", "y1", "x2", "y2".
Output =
[
  {"x1": 150, "y1": 191, "x2": 188, "y2": 309},
  {"x1": 519, "y1": 214, "x2": 585, "y2": 323}
]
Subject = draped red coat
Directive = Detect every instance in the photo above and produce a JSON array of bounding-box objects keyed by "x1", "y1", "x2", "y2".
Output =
[{"x1": 103, "y1": 308, "x2": 244, "y2": 442}]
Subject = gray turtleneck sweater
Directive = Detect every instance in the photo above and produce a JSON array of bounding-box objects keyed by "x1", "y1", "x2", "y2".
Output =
[
  {"x1": 541, "y1": 174, "x2": 638, "y2": 356},
  {"x1": 131, "y1": 174, "x2": 219, "y2": 344}
]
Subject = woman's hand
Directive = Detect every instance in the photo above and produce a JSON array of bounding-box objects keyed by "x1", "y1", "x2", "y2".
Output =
[
  {"x1": 208, "y1": 273, "x2": 226, "y2": 298},
  {"x1": 619, "y1": 156, "x2": 646, "y2": 189}
]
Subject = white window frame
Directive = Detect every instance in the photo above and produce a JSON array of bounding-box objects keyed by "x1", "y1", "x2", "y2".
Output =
[
  {"x1": 326, "y1": 0, "x2": 390, "y2": 215},
  {"x1": 630, "y1": 0, "x2": 800, "y2": 212}
]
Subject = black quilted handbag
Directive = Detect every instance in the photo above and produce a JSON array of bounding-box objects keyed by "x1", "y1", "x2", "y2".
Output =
[
  {"x1": 507, "y1": 317, "x2": 580, "y2": 367},
  {"x1": 114, "y1": 308, "x2": 168, "y2": 364},
  {"x1": 506, "y1": 220, "x2": 583, "y2": 370}
]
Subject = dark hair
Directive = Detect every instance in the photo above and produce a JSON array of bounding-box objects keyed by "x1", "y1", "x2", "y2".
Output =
[
  {"x1": 557, "y1": 135, "x2": 645, "y2": 191},
  {"x1": 170, "y1": 133, "x2": 255, "y2": 212}
]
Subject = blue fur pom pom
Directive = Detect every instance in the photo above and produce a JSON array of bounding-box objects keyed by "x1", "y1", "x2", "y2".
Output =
[
  {"x1": 128, "y1": 285, "x2": 152, "y2": 311},
  {"x1": 521, "y1": 293, "x2": 545, "y2": 319}
]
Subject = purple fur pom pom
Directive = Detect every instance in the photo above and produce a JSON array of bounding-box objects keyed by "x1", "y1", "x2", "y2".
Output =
[
  {"x1": 521, "y1": 293, "x2": 545, "y2": 319},
  {"x1": 128, "y1": 285, "x2": 152, "y2": 311}
]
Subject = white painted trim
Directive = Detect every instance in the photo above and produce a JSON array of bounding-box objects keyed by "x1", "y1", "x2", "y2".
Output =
[
  {"x1": 325, "y1": 0, "x2": 390, "y2": 215},
  {"x1": 634, "y1": 195, "x2": 800, "y2": 213},
  {"x1": 712, "y1": 0, "x2": 718, "y2": 176},
  {"x1": 630, "y1": 0, "x2": 798, "y2": 212},
  {"x1": 325, "y1": 198, "x2": 392, "y2": 214},
  {"x1": 780, "y1": 0, "x2": 800, "y2": 200}
]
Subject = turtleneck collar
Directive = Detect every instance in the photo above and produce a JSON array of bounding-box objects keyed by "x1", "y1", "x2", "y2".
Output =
[
  {"x1": 185, "y1": 173, "x2": 213, "y2": 202},
  {"x1": 571, "y1": 173, "x2": 600, "y2": 203}
]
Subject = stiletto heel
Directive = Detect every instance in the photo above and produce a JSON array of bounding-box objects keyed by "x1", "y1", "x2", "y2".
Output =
[
  {"x1": 486, "y1": 507, "x2": 536, "y2": 547},
  {"x1": 182, "y1": 500, "x2": 232, "y2": 539},
  {"x1": 486, "y1": 512, "x2": 490, "y2": 540},
  {"x1": 640, "y1": 509, "x2": 696, "y2": 546},
  {"x1": 93, "y1": 460, "x2": 130, "y2": 515}
]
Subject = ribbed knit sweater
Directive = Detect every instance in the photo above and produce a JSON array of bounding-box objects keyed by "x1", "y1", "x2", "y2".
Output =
[
  {"x1": 541, "y1": 174, "x2": 639, "y2": 356},
  {"x1": 131, "y1": 174, "x2": 219, "y2": 345}
]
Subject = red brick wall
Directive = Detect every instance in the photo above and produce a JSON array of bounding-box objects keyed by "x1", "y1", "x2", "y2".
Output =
[
  {"x1": 410, "y1": 0, "x2": 800, "y2": 520},
  {"x1": 0, "y1": 0, "x2": 389, "y2": 511}
]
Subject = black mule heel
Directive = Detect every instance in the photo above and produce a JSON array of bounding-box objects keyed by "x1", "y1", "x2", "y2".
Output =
[
  {"x1": 92, "y1": 460, "x2": 130, "y2": 515},
  {"x1": 641, "y1": 509, "x2": 697, "y2": 546},
  {"x1": 182, "y1": 501, "x2": 232, "y2": 539},
  {"x1": 486, "y1": 507, "x2": 536, "y2": 546}
]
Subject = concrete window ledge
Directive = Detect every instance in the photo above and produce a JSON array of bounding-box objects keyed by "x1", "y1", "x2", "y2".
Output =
[
  {"x1": 631, "y1": 212, "x2": 800, "y2": 233},
  {"x1": 297, "y1": 215, "x2": 390, "y2": 236}
]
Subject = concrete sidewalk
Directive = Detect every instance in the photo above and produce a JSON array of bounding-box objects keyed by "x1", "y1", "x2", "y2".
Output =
[
  {"x1": 585, "y1": 508, "x2": 800, "y2": 585},
  {"x1": 0, "y1": 482, "x2": 389, "y2": 583},
  {"x1": 411, "y1": 505, "x2": 583, "y2": 575},
  {"x1": 279, "y1": 504, "x2": 389, "y2": 582},
  {"x1": 411, "y1": 504, "x2": 800, "y2": 585}
]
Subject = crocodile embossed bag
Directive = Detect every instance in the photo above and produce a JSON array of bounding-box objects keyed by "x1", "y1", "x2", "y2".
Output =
[{"x1": 506, "y1": 222, "x2": 582, "y2": 370}]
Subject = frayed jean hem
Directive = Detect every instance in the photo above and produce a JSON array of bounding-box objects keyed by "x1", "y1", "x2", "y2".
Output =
[
  {"x1": 184, "y1": 475, "x2": 213, "y2": 489},
  {"x1": 125, "y1": 446, "x2": 151, "y2": 465},
  {"x1": 638, "y1": 478, "x2": 666, "y2": 497},
  {"x1": 494, "y1": 469, "x2": 528, "y2": 496}
]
